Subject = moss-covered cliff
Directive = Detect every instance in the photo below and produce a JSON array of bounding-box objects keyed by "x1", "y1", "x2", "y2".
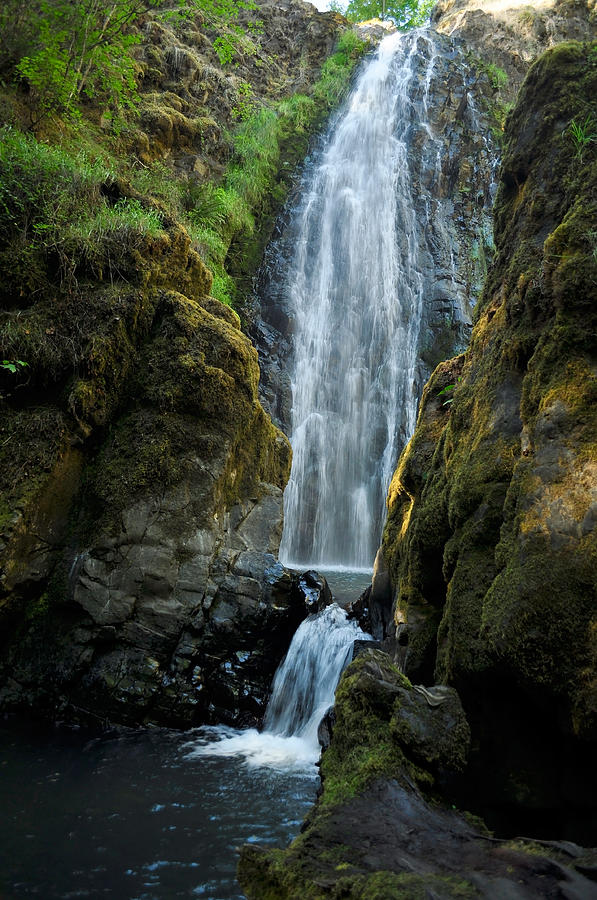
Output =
[
  {"x1": 0, "y1": 0, "x2": 367, "y2": 727},
  {"x1": 382, "y1": 40, "x2": 597, "y2": 837}
]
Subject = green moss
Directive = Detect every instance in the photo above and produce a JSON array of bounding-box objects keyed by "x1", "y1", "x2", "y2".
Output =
[
  {"x1": 0, "y1": 406, "x2": 69, "y2": 533},
  {"x1": 24, "y1": 592, "x2": 50, "y2": 622},
  {"x1": 380, "y1": 41, "x2": 597, "y2": 798},
  {"x1": 239, "y1": 848, "x2": 477, "y2": 900},
  {"x1": 317, "y1": 652, "x2": 433, "y2": 808},
  {"x1": 333, "y1": 871, "x2": 477, "y2": 899}
]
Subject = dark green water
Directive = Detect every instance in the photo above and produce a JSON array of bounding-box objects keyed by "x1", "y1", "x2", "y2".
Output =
[{"x1": 0, "y1": 720, "x2": 318, "y2": 900}]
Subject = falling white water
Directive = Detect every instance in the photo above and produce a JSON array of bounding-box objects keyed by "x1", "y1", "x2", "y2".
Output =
[
  {"x1": 187, "y1": 604, "x2": 371, "y2": 770},
  {"x1": 279, "y1": 31, "x2": 439, "y2": 570}
]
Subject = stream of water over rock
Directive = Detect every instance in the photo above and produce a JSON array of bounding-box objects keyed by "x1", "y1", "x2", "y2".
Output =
[
  {"x1": 280, "y1": 30, "x2": 445, "y2": 570},
  {"x1": 1, "y1": 601, "x2": 370, "y2": 899}
]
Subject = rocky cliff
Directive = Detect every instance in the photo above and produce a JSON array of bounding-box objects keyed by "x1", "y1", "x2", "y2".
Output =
[
  {"x1": 382, "y1": 39, "x2": 597, "y2": 837},
  {"x1": 250, "y1": 2, "x2": 596, "y2": 439},
  {"x1": 434, "y1": 0, "x2": 597, "y2": 102},
  {"x1": 0, "y1": 0, "x2": 354, "y2": 728}
]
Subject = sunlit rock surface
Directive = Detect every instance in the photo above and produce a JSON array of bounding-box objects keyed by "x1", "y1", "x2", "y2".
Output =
[{"x1": 434, "y1": 0, "x2": 597, "y2": 101}]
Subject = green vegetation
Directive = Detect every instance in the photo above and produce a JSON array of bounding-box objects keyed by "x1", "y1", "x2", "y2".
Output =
[
  {"x1": 567, "y1": 114, "x2": 597, "y2": 161},
  {"x1": 177, "y1": 28, "x2": 367, "y2": 306},
  {"x1": 0, "y1": 127, "x2": 165, "y2": 297},
  {"x1": 486, "y1": 63, "x2": 508, "y2": 92},
  {"x1": 1, "y1": 359, "x2": 27, "y2": 374},
  {"x1": 330, "y1": 0, "x2": 434, "y2": 29},
  {"x1": 1, "y1": 0, "x2": 261, "y2": 125},
  {"x1": 437, "y1": 376, "x2": 462, "y2": 406},
  {"x1": 467, "y1": 54, "x2": 511, "y2": 143},
  {"x1": 0, "y1": 19, "x2": 366, "y2": 307}
]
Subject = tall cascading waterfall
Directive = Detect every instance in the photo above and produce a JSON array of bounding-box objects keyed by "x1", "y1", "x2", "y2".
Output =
[
  {"x1": 279, "y1": 31, "x2": 448, "y2": 570},
  {"x1": 193, "y1": 27, "x2": 497, "y2": 771}
]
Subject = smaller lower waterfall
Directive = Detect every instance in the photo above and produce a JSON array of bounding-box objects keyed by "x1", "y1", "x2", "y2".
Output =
[{"x1": 189, "y1": 605, "x2": 371, "y2": 769}]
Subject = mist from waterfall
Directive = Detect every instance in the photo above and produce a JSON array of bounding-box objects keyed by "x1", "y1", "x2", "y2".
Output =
[{"x1": 279, "y1": 31, "x2": 441, "y2": 570}]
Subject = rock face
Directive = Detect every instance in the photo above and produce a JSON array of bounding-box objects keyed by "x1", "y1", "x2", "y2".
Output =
[
  {"x1": 0, "y1": 205, "x2": 312, "y2": 726},
  {"x1": 382, "y1": 41, "x2": 597, "y2": 839},
  {"x1": 0, "y1": 0, "x2": 355, "y2": 728},
  {"x1": 239, "y1": 649, "x2": 597, "y2": 898},
  {"x1": 131, "y1": 0, "x2": 345, "y2": 178},
  {"x1": 434, "y1": 0, "x2": 597, "y2": 103}
]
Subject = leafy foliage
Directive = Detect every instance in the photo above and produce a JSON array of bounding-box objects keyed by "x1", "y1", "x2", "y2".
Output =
[
  {"x1": 1, "y1": 359, "x2": 28, "y2": 374},
  {"x1": 4, "y1": 0, "x2": 260, "y2": 124},
  {"x1": 0, "y1": 21, "x2": 367, "y2": 308},
  {"x1": 337, "y1": 0, "x2": 434, "y2": 28},
  {"x1": 437, "y1": 376, "x2": 462, "y2": 406}
]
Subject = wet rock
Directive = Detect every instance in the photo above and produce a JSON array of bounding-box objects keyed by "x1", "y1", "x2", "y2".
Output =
[
  {"x1": 240, "y1": 648, "x2": 597, "y2": 898},
  {"x1": 346, "y1": 584, "x2": 371, "y2": 632},
  {"x1": 351, "y1": 638, "x2": 382, "y2": 660},
  {"x1": 251, "y1": 27, "x2": 498, "y2": 436},
  {"x1": 0, "y1": 220, "x2": 303, "y2": 728},
  {"x1": 240, "y1": 780, "x2": 597, "y2": 899},
  {"x1": 297, "y1": 570, "x2": 333, "y2": 615},
  {"x1": 317, "y1": 705, "x2": 336, "y2": 750},
  {"x1": 368, "y1": 547, "x2": 393, "y2": 641}
]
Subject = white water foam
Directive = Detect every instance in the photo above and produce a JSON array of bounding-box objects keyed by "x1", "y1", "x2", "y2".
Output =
[{"x1": 187, "y1": 605, "x2": 372, "y2": 771}]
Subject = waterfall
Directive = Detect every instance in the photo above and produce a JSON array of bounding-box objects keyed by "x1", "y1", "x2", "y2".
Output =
[
  {"x1": 188, "y1": 605, "x2": 371, "y2": 769},
  {"x1": 279, "y1": 31, "x2": 441, "y2": 570},
  {"x1": 263, "y1": 604, "x2": 367, "y2": 743}
]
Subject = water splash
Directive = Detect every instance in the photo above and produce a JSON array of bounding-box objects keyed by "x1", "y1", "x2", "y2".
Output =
[
  {"x1": 187, "y1": 605, "x2": 371, "y2": 771},
  {"x1": 279, "y1": 31, "x2": 438, "y2": 569}
]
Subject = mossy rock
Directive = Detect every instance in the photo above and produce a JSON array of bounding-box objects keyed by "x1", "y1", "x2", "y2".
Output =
[
  {"x1": 381, "y1": 40, "x2": 597, "y2": 833},
  {"x1": 237, "y1": 653, "x2": 593, "y2": 898}
]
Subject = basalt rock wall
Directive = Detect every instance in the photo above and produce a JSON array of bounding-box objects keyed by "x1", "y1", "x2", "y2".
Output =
[
  {"x1": 252, "y1": 27, "x2": 498, "y2": 434},
  {"x1": 382, "y1": 40, "x2": 597, "y2": 839},
  {"x1": 434, "y1": 0, "x2": 597, "y2": 104}
]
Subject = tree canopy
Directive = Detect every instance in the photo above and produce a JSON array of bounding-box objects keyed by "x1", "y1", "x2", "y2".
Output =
[{"x1": 331, "y1": 0, "x2": 435, "y2": 29}]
